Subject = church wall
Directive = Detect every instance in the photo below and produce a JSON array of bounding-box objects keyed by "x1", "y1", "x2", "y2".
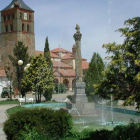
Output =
[{"x1": 0, "y1": 33, "x2": 17, "y2": 67}]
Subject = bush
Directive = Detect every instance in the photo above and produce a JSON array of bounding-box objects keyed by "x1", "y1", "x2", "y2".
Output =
[
  {"x1": 79, "y1": 123, "x2": 140, "y2": 140},
  {"x1": 55, "y1": 83, "x2": 67, "y2": 93},
  {"x1": 3, "y1": 108, "x2": 73, "y2": 140},
  {"x1": 80, "y1": 129, "x2": 112, "y2": 140},
  {"x1": 43, "y1": 89, "x2": 53, "y2": 101},
  {"x1": 67, "y1": 95, "x2": 73, "y2": 102},
  {"x1": 111, "y1": 122, "x2": 140, "y2": 140}
]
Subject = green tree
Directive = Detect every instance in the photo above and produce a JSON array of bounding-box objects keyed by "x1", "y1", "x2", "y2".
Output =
[
  {"x1": 4, "y1": 62, "x2": 15, "y2": 99},
  {"x1": 85, "y1": 52, "x2": 105, "y2": 96},
  {"x1": 22, "y1": 54, "x2": 54, "y2": 103},
  {"x1": 94, "y1": 17, "x2": 140, "y2": 108},
  {"x1": 9, "y1": 41, "x2": 30, "y2": 97},
  {"x1": 44, "y1": 37, "x2": 52, "y2": 66},
  {"x1": 44, "y1": 37, "x2": 54, "y2": 100}
]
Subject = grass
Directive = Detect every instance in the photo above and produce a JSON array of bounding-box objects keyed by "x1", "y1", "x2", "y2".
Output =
[
  {"x1": 6, "y1": 106, "x2": 27, "y2": 116},
  {"x1": 0, "y1": 99, "x2": 19, "y2": 105}
]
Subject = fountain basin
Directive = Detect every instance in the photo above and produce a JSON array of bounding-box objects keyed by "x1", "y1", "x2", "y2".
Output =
[{"x1": 23, "y1": 103, "x2": 66, "y2": 110}]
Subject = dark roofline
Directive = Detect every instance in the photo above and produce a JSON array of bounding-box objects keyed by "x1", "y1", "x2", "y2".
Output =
[{"x1": 1, "y1": 0, "x2": 34, "y2": 12}]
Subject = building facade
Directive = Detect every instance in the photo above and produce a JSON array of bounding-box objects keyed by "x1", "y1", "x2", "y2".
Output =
[
  {"x1": 0, "y1": 0, "x2": 35, "y2": 69},
  {"x1": 36, "y1": 45, "x2": 89, "y2": 90},
  {"x1": 0, "y1": 0, "x2": 89, "y2": 93},
  {"x1": 0, "y1": 0, "x2": 35, "y2": 94}
]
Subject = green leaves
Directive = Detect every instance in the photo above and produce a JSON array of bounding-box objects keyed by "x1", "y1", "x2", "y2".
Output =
[
  {"x1": 21, "y1": 54, "x2": 54, "y2": 102},
  {"x1": 85, "y1": 52, "x2": 105, "y2": 96},
  {"x1": 94, "y1": 17, "x2": 140, "y2": 108}
]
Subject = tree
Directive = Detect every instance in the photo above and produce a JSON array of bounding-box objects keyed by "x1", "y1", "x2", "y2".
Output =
[
  {"x1": 9, "y1": 41, "x2": 30, "y2": 97},
  {"x1": 44, "y1": 37, "x2": 54, "y2": 101},
  {"x1": 85, "y1": 52, "x2": 105, "y2": 96},
  {"x1": 21, "y1": 54, "x2": 54, "y2": 103},
  {"x1": 94, "y1": 17, "x2": 140, "y2": 108},
  {"x1": 4, "y1": 62, "x2": 15, "y2": 99},
  {"x1": 44, "y1": 37, "x2": 52, "y2": 66}
]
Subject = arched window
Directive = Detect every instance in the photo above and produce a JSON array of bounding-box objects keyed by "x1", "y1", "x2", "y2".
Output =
[
  {"x1": 20, "y1": 12, "x2": 22, "y2": 19},
  {"x1": 27, "y1": 24, "x2": 30, "y2": 32},
  {"x1": 8, "y1": 15, "x2": 10, "y2": 20},
  {"x1": 12, "y1": 14, "x2": 15, "y2": 19},
  {"x1": 22, "y1": 23, "x2": 24, "y2": 31},
  {"x1": 5, "y1": 25, "x2": 8, "y2": 32},
  {"x1": 3, "y1": 15, "x2": 5, "y2": 21},
  {"x1": 29, "y1": 14, "x2": 31, "y2": 21},
  {"x1": 10, "y1": 24, "x2": 13, "y2": 32}
]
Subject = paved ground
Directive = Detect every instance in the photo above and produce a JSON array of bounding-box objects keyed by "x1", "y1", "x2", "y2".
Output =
[{"x1": 0, "y1": 91, "x2": 74, "y2": 140}]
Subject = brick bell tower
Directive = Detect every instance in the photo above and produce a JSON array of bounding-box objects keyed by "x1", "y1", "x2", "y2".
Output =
[{"x1": 0, "y1": 0, "x2": 35, "y2": 69}]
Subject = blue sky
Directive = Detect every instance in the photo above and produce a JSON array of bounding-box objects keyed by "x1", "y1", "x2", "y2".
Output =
[{"x1": 0, "y1": 0, "x2": 140, "y2": 62}]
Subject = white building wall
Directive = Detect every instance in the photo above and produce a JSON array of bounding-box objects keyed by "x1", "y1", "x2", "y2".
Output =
[{"x1": 0, "y1": 77, "x2": 10, "y2": 95}]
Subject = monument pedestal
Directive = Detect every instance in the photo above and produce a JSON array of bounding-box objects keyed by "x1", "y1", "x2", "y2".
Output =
[
  {"x1": 72, "y1": 81, "x2": 88, "y2": 103},
  {"x1": 66, "y1": 81, "x2": 96, "y2": 116},
  {"x1": 65, "y1": 25, "x2": 96, "y2": 116}
]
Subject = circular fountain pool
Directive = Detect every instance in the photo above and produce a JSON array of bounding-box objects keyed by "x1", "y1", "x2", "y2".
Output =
[{"x1": 23, "y1": 103, "x2": 66, "y2": 110}]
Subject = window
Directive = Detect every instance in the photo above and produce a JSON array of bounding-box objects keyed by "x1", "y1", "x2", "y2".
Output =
[
  {"x1": 5, "y1": 25, "x2": 8, "y2": 32},
  {"x1": 20, "y1": 12, "x2": 22, "y2": 19},
  {"x1": 27, "y1": 24, "x2": 30, "y2": 32},
  {"x1": 3, "y1": 16, "x2": 6, "y2": 21},
  {"x1": 22, "y1": 23, "x2": 24, "y2": 31},
  {"x1": 10, "y1": 24, "x2": 13, "y2": 32},
  {"x1": 8, "y1": 15, "x2": 10, "y2": 20},
  {"x1": 12, "y1": 14, "x2": 15, "y2": 19},
  {"x1": 29, "y1": 14, "x2": 31, "y2": 21}
]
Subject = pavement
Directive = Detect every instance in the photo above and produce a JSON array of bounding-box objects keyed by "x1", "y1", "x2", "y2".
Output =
[{"x1": 0, "y1": 90, "x2": 74, "y2": 140}]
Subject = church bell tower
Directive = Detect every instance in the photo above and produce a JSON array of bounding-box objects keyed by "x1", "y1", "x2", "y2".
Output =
[{"x1": 0, "y1": 0, "x2": 35, "y2": 69}]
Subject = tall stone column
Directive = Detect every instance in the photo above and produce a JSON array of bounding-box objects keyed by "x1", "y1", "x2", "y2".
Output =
[
  {"x1": 66, "y1": 25, "x2": 96, "y2": 115},
  {"x1": 73, "y1": 25, "x2": 83, "y2": 82},
  {"x1": 73, "y1": 25, "x2": 87, "y2": 103}
]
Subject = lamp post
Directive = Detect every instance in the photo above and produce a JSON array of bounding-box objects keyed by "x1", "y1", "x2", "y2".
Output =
[
  {"x1": 18, "y1": 60, "x2": 23, "y2": 98},
  {"x1": 24, "y1": 63, "x2": 30, "y2": 103}
]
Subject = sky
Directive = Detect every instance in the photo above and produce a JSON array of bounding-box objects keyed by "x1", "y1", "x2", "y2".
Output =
[{"x1": 0, "y1": 0, "x2": 140, "y2": 62}]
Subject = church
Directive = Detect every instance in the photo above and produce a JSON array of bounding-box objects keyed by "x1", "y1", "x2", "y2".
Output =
[{"x1": 0, "y1": 0, "x2": 89, "y2": 93}]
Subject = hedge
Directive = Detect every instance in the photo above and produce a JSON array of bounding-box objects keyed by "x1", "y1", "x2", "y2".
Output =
[{"x1": 3, "y1": 108, "x2": 72, "y2": 140}]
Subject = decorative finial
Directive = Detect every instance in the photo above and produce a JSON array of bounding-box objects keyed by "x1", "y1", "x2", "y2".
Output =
[{"x1": 75, "y1": 24, "x2": 80, "y2": 31}]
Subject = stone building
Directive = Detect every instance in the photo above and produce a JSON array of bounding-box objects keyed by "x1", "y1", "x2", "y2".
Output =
[
  {"x1": 0, "y1": 0, "x2": 89, "y2": 93},
  {"x1": 36, "y1": 45, "x2": 89, "y2": 90},
  {"x1": 0, "y1": 0, "x2": 35, "y2": 94},
  {"x1": 0, "y1": 0, "x2": 35, "y2": 69}
]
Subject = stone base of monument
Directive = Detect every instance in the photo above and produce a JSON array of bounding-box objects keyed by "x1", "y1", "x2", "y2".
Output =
[
  {"x1": 66, "y1": 81, "x2": 96, "y2": 116},
  {"x1": 66, "y1": 102, "x2": 96, "y2": 116}
]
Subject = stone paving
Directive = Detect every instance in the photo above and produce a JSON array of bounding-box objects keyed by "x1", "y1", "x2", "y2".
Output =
[{"x1": 0, "y1": 91, "x2": 74, "y2": 140}]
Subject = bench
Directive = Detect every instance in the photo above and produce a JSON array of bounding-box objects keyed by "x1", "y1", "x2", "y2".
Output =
[{"x1": 18, "y1": 98, "x2": 34, "y2": 105}]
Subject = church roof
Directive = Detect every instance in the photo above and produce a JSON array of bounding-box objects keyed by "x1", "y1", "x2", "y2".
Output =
[
  {"x1": 53, "y1": 61, "x2": 72, "y2": 69},
  {"x1": 35, "y1": 50, "x2": 59, "y2": 58},
  {"x1": 51, "y1": 48, "x2": 72, "y2": 54},
  {"x1": 1, "y1": 0, "x2": 34, "y2": 12}
]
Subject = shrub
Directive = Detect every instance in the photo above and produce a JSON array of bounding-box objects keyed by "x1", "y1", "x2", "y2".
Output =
[
  {"x1": 3, "y1": 108, "x2": 73, "y2": 140},
  {"x1": 17, "y1": 125, "x2": 45, "y2": 140},
  {"x1": 111, "y1": 122, "x2": 140, "y2": 140},
  {"x1": 55, "y1": 83, "x2": 67, "y2": 93},
  {"x1": 80, "y1": 129, "x2": 112, "y2": 140},
  {"x1": 67, "y1": 95, "x2": 73, "y2": 102},
  {"x1": 43, "y1": 89, "x2": 53, "y2": 101}
]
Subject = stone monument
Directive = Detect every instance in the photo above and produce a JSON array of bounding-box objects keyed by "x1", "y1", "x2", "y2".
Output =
[{"x1": 66, "y1": 25, "x2": 96, "y2": 115}]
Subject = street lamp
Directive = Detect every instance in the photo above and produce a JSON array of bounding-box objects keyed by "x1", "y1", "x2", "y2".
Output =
[
  {"x1": 18, "y1": 60, "x2": 23, "y2": 98},
  {"x1": 24, "y1": 63, "x2": 30, "y2": 103}
]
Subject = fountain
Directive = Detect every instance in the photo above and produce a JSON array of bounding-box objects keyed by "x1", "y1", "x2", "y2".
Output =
[{"x1": 66, "y1": 24, "x2": 96, "y2": 116}]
